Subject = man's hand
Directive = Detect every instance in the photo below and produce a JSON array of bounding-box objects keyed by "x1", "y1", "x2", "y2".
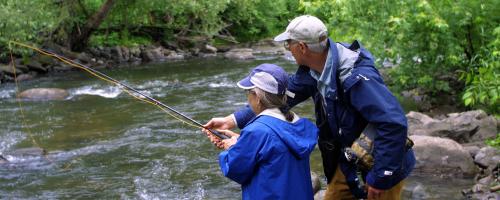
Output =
[
  {"x1": 204, "y1": 115, "x2": 236, "y2": 130},
  {"x1": 367, "y1": 185, "x2": 385, "y2": 200}
]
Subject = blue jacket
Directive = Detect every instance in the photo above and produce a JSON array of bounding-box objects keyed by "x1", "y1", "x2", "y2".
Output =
[
  {"x1": 219, "y1": 111, "x2": 318, "y2": 200},
  {"x1": 234, "y1": 39, "x2": 415, "y2": 193}
]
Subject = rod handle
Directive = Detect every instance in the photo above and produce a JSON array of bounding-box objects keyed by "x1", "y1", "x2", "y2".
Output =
[{"x1": 208, "y1": 129, "x2": 230, "y2": 140}]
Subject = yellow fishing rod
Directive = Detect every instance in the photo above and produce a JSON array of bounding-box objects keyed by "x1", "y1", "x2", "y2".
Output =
[{"x1": 8, "y1": 41, "x2": 229, "y2": 140}]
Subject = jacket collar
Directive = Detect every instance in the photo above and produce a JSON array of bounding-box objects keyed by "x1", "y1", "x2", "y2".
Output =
[{"x1": 327, "y1": 38, "x2": 340, "y2": 96}]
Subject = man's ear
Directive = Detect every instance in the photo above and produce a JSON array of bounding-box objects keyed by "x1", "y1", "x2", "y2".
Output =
[{"x1": 299, "y1": 42, "x2": 308, "y2": 54}]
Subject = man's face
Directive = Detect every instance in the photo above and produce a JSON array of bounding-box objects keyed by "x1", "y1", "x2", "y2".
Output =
[{"x1": 286, "y1": 40, "x2": 304, "y2": 65}]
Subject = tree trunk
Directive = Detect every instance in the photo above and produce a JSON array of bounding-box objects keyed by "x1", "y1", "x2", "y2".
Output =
[{"x1": 70, "y1": 0, "x2": 116, "y2": 51}]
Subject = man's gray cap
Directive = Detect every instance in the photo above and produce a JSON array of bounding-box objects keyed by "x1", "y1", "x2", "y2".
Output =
[{"x1": 274, "y1": 15, "x2": 328, "y2": 44}]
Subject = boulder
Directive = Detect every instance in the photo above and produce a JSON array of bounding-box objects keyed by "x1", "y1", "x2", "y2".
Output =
[
  {"x1": 111, "y1": 46, "x2": 125, "y2": 63},
  {"x1": 0, "y1": 155, "x2": 7, "y2": 164},
  {"x1": 15, "y1": 73, "x2": 35, "y2": 82},
  {"x1": 446, "y1": 110, "x2": 498, "y2": 142},
  {"x1": 15, "y1": 64, "x2": 30, "y2": 73},
  {"x1": 18, "y1": 88, "x2": 69, "y2": 100},
  {"x1": 166, "y1": 52, "x2": 185, "y2": 60},
  {"x1": 311, "y1": 171, "x2": 321, "y2": 194},
  {"x1": 120, "y1": 46, "x2": 130, "y2": 62},
  {"x1": 201, "y1": 44, "x2": 217, "y2": 53},
  {"x1": 224, "y1": 48, "x2": 255, "y2": 60},
  {"x1": 407, "y1": 111, "x2": 452, "y2": 137},
  {"x1": 25, "y1": 60, "x2": 47, "y2": 73},
  {"x1": 141, "y1": 47, "x2": 165, "y2": 62},
  {"x1": 463, "y1": 145, "x2": 481, "y2": 158},
  {"x1": 407, "y1": 110, "x2": 498, "y2": 143},
  {"x1": 473, "y1": 147, "x2": 500, "y2": 170},
  {"x1": 0, "y1": 64, "x2": 17, "y2": 76},
  {"x1": 410, "y1": 135, "x2": 477, "y2": 177},
  {"x1": 76, "y1": 52, "x2": 92, "y2": 63}
]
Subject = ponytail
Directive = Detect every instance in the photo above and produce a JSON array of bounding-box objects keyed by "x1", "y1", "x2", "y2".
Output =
[
  {"x1": 279, "y1": 105, "x2": 294, "y2": 122},
  {"x1": 253, "y1": 88, "x2": 294, "y2": 122}
]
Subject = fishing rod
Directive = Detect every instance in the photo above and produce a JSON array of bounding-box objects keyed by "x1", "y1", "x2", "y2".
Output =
[{"x1": 9, "y1": 41, "x2": 229, "y2": 140}]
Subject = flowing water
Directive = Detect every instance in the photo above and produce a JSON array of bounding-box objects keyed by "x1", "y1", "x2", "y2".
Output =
[{"x1": 0, "y1": 56, "x2": 472, "y2": 199}]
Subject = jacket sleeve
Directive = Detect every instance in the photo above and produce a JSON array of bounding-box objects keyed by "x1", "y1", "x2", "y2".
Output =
[
  {"x1": 218, "y1": 128, "x2": 268, "y2": 184},
  {"x1": 347, "y1": 71, "x2": 408, "y2": 190},
  {"x1": 234, "y1": 65, "x2": 316, "y2": 129}
]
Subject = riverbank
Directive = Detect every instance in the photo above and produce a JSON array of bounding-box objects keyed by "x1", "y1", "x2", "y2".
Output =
[{"x1": 0, "y1": 39, "x2": 283, "y2": 84}]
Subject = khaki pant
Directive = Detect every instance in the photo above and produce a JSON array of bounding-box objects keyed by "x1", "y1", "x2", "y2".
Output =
[{"x1": 324, "y1": 166, "x2": 405, "y2": 200}]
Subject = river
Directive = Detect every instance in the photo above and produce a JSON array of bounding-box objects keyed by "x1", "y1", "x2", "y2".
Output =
[{"x1": 0, "y1": 56, "x2": 472, "y2": 199}]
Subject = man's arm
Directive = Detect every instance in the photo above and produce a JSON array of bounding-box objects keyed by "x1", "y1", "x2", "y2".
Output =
[
  {"x1": 233, "y1": 65, "x2": 317, "y2": 129},
  {"x1": 348, "y1": 71, "x2": 408, "y2": 190}
]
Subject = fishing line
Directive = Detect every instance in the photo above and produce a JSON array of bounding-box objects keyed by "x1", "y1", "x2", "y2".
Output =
[
  {"x1": 8, "y1": 41, "x2": 228, "y2": 140},
  {"x1": 8, "y1": 42, "x2": 52, "y2": 162}
]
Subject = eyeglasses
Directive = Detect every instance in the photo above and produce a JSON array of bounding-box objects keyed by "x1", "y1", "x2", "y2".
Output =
[{"x1": 284, "y1": 40, "x2": 299, "y2": 51}]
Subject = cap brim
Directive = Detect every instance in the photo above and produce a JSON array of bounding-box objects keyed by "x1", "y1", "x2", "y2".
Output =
[
  {"x1": 274, "y1": 31, "x2": 290, "y2": 42},
  {"x1": 237, "y1": 76, "x2": 256, "y2": 90}
]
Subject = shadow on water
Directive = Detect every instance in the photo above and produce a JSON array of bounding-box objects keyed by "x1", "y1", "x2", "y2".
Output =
[{"x1": 0, "y1": 56, "x2": 473, "y2": 199}]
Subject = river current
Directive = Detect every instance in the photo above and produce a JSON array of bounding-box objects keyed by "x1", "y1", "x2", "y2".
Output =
[{"x1": 0, "y1": 56, "x2": 472, "y2": 199}]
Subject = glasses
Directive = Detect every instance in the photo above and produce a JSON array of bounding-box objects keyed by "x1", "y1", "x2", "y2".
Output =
[{"x1": 284, "y1": 40, "x2": 300, "y2": 51}]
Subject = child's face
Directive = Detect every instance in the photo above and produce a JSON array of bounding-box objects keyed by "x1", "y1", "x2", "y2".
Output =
[{"x1": 246, "y1": 90, "x2": 260, "y2": 114}]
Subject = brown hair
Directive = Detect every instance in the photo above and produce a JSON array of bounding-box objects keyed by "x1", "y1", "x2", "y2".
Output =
[{"x1": 251, "y1": 88, "x2": 293, "y2": 121}]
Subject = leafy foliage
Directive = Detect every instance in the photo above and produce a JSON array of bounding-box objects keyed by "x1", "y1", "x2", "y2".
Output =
[
  {"x1": 486, "y1": 133, "x2": 500, "y2": 149},
  {"x1": 299, "y1": 0, "x2": 500, "y2": 114},
  {"x1": 0, "y1": 0, "x2": 60, "y2": 56}
]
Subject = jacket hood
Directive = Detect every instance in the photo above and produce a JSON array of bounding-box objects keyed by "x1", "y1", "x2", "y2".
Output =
[{"x1": 256, "y1": 115, "x2": 318, "y2": 159}]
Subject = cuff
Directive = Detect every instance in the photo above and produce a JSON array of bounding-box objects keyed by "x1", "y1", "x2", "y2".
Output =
[
  {"x1": 366, "y1": 170, "x2": 395, "y2": 190},
  {"x1": 218, "y1": 150, "x2": 229, "y2": 176},
  {"x1": 229, "y1": 114, "x2": 238, "y2": 129}
]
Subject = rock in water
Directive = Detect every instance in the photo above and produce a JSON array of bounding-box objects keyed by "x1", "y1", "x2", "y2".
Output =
[
  {"x1": 18, "y1": 88, "x2": 69, "y2": 100},
  {"x1": 0, "y1": 155, "x2": 8, "y2": 164}
]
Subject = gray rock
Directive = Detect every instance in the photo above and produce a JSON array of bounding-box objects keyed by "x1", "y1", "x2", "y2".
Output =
[
  {"x1": 129, "y1": 47, "x2": 141, "y2": 57},
  {"x1": 35, "y1": 55, "x2": 58, "y2": 66},
  {"x1": 0, "y1": 64, "x2": 17, "y2": 76},
  {"x1": 474, "y1": 147, "x2": 500, "y2": 169},
  {"x1": 198, "y1": 53, "x2": 217, "y2": 58},
  {"x1": 224, "y1": 48, "x2": 255, "y2": 60},
  {"x1": 111, "y1": 46, "x2": 125, "y2": 63},
  {"x1": 407, "y1": 110, "x2": 498, "y2": 143},
  {"x1": 411, "y1": 183, "x2": 430, "y2": 200},
  {"x1": 201, "y1": 44, "x2": 217, "y2": 53},
  {"x1": 407, "y1": 111, "x2": 452, "y2": 137},
  {"x1": 18, "y1": 88, "x2": 69, "y2": 100},
  {"x1": 53, "y1": 64, "x2": 73, "y2": 72},
  {"x1": 141, "y1": 47, "x2": 165, "y2": 62},
  {"x1": 410, "y1": 135, "x2": 477, "y2": 177},
  {"x1": 311, "y1": 171, "x2": 321, "y2": 194},
  {"x1": 16, "y1": 73, "x2": 35, "y2": 82},
  {"x1": 0, "y1": 155, "x2": 7, "y2": 164},
  {"x1": 464, "y1": 145, "x2": 481, "y2": 158},
  {"x1": 446, "y1": 110, "x2": 498, "y2": 142},
  {"x1": 15, "y1": 64, "x2": 29, "y2": 73},
  {"x1": 166, "y1": 52, "x2": 185, "y2": 60},
  {"x1": 76, "y1": 52, "x2": 92, "y2": 63},
  {"x1": 25, "y1": 60, "x2": 47, "y2": 73},
  {"x1": 121, "y1": 46, "x2": 130, "y2": 62}
]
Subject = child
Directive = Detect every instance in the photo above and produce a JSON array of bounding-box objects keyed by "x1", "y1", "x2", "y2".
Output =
[{"x1": 204, "y1": 63, "x2": 318, "y2": 200}]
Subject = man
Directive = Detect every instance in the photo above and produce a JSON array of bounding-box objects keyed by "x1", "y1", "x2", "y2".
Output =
[{"x1": 205, "y1": 15, "x2": 415, "y2": 200}]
